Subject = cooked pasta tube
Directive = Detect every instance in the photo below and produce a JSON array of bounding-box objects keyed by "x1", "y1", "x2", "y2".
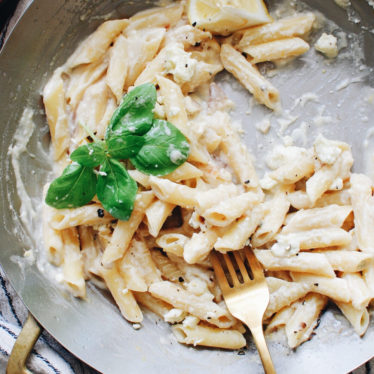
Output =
[
  {"x1": 341, "y1": 273, "x2": 371, "y2": 309},
  {"x1": 350, "y1": 173, "x2": 374, "y2": 253},
  {"x1": 214, "y1": 208, "x2": 263, "y2": 252},
  {"x1": 65, "y1": 59, "x2": 108, "y2": 112},
  {"x1": 118, "y1": 240, "x2": 162, "y2": 292},
  {"x1": 236, "y1": 13, "x2": 315, "y2": 48},
  {"x1": 156, "y1": 233, "x2": 188, "y2": 257},
  {"x1": 101, "y1": 265, "x2": 143, "y2": 323},
  {"x1": 102, "y1": 192, "x2": 154, "y2": 266},
  {"x1": 217, "y1": 111, "x2": 260, "y2": 188},
  {"x1": 66, "y1": 19, "x2": 128, "y2": 68},
  {"x1": 151, "y1": 250, "x2": 185, "y2": 282},
  {"x1": 183, "y1": 229, "x2": 218, "y2": 264},
  {"x1": 50, "y1": 203, "x2": 114, "y2": 230},
  {"x1": 43, "y1": 202, "x2": 64, "y2": 266},
  {"x1": 254, "y1": 250, "x2": 335, "y2": 277},
  {"x1": 318, "y1": 250, "x2": 373, "y2": 273},
  {"x1": 283, "y1": 205, "x2": 352, "y2": 233},
  {"x1": 126, "y1": 3, "x2": 183, "y2": 32},
  {"x1": 251, "y1": 192, "x2": 290, "y2": 247},
  {"x1": 335, "y1": 301, "x2": 370, "y2": 336},
  {"x1": 134, "y1": 291, "x2": 173, "y2": 318},
  {"x1": 145, "y1": 199, "x2": 175, "y2": 238},
  {"x1": 202, "y1": 191, "x2": 262, "y2": 227},
  {"x1": 241, "y1": 37, "x2": 310, "y2": 64},
  {"x1": 125, "y1": 28, "x2": 166, "y2": 89},
  {"x1": 61, "y1": 228, "x2": 86, "y2": 298},
  {"x1": 266, "y1": 302, "x2": 300, "y2": 333},
  {"x1": 291, "y1": 273, "x2": 351, "y2": 303},
  {"x1": 265, "y1": 280, "x2": 310, "y2": 320},
  {"x1": 43, "y1": 68, "x2": 70, "y2": 160},
  {"x1": 79, "y1": 226, "x2": 100, "y2": 280},
  {"x1": 149, "y1": 281, "x2": 236, "y2": 328},
  {"x1": 285, "y1": 293, "x2": 327, "y2": 348},
  {"x1": 172, "y1": 323, "x2": 246, "y2": 349},
  {"x1": 220, "y1": 44, "x2": 280, "y2": 110},
  {"x1": 106, "y1": 34, "x2": 128, "y2": 103},
  {"x1": 273, "y1": 227, "x2": 351, "y2": 252},
  {"x1": 306, "y1": 150, "x2": 353, "y2": 204}
]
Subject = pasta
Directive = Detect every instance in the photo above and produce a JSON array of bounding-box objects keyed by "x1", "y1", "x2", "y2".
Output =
[{"x1": 39, "y1": 0, "x2": 374, "y2": 354}]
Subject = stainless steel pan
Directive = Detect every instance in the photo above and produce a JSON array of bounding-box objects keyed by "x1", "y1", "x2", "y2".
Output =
[{"x1": 1, "y1": 1, "x2": 374, "y2": 373}]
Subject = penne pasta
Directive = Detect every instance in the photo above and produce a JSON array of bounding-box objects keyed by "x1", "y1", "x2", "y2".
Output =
[{"x1": 220, "y1": 44, "x2": 280, "y2": 110}]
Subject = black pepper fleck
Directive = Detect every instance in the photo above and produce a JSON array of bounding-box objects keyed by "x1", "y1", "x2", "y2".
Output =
[
  {"x1": 178, "y1": 277, "x2": 184, "y2": 282},
  {"x1": 97, "y1": 209, "x2": 105, "y2": 218},
  {"x1": 314, "y1": 283, "x2": 319, "y2": 287},
  {"x1": 194, "y1": 42, "x2": 201, "y2": 47},
  {"x1": 192, "y1": 21, "x2": 197, "y2": 27},
  {"x1": 244, "y1": 180, "x2": 250, "y2": 184}
]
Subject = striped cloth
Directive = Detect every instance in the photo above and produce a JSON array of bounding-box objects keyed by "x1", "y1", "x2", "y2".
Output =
[{"x1": 0, "y1": 265, "x2": 98, "y2": 374}]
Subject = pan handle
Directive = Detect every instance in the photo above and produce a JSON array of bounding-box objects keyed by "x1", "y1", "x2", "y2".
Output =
[{"x1": 6, "y1": 313, "x2": 42, "y2": 374}]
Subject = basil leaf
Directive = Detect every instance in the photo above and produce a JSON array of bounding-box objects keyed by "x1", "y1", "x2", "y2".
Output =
[
  {"x1": 106, "y1": 131, "x2": 145, "y2": 160},
  {"x1": 105, "y1": 83, "x2": 156, "y2": 139},
  {"x1": 70, "y1": 142, "x2": 106, "y2": 167},
  {"x1": 130, "y1": 119, "x2": 190, "y2": 176},
  {"x1": 45, "y1": 163, "x2": 97, "y2": 209},
  {"x1": 96, "y1": 158, "x2": 138, "y2": 221}
]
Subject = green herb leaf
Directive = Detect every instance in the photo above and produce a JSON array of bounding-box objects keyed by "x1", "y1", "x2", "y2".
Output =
[
  {"x1": 45, "y1": 163, "x2": 97, "y2": 209},
  {"x1": 70, "y1": 142, "x2": 107, "y2": 167},
  {"x1": 105, "y1": 83, "x2": 157, "y2": 139},
  {"x1": 106, "y1": 131, "x2": 145, "y2": 160},
  {"x1": 96, "y1": 158, "x2": 138, "y2": 221},
  {"x1": 130, "y1": 119, "x2": 190, "y2": 176}
]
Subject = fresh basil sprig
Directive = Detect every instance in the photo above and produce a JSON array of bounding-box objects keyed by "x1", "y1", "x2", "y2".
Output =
[
  {"x1": 131, "y1": 119, "x2": 190, "y2": 176},
  {"x1": 45, "y1": 83, "x2": 190, "y2": 220},
  {"x1": 45, "y1": 163, "x2": 97, "y2": 209},
  {"x1": 96, "y1": 159, "x2": 138, "y2": 221}
]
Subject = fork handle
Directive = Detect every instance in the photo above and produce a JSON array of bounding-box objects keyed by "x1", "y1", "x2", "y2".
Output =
[{"x1": 250, "y1": 325, "x2": 276, "y2": 374}]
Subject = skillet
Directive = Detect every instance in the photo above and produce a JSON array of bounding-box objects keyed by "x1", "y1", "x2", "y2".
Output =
[{"x1": 1, "y1": 0, "x2": 374, "y2": 373}]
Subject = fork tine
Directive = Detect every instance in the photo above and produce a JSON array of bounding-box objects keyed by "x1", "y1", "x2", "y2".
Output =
[
  {"x1": 222, "y1": 253, "x2": 240, "y2": 287},
  {"x1": 210, "y1": 252, "x2": 230, "y2": 292},
  {"x1": 233, "y1": 251, "x2": 251, "y2": 283},
  {"x1": 243, "y1": 246, "x2": 265, "y2": 280}
]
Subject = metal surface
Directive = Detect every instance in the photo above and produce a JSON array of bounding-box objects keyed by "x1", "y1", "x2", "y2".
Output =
[
  {"x1": 0, "y1": 1, "x2": 374, "y2": 373},
  {"x1": 211, "y1": 248, "x2": 275, "y2": 374},
  {"x1": 6, "y1": 313, "x2": 42, "y2": 374}
]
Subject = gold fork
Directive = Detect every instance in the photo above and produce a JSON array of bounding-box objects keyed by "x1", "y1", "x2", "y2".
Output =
[{"x1": 210, "y1": 246, "x2": 276, "y2": 374}]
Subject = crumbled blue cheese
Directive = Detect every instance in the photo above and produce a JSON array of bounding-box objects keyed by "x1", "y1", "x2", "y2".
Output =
[
  {"x1": 182, "y1": 316, "x2": 200, "y2": 329},
  {"x1": 168, "y1": 144, "x2": 185, "y2": 164},
  {"x1": 260, "y1": 173, "x2": 277, "y2": 190},
  {"x1": 153, "y1": 102, "x2": 166, "y2": 119},
  {"x1": 315, "y1": 33, "x2": 338, "y2": 58},
  {"x1": 164, "y1": 43, "x2": 197, "y2": 84},
  {"x1": 256, "y1": 118, "x2": 271, "y2": 134},
  {"x1": 314, "y1": 134, "x2": 342, "y2": 164},
  {"x1": 271, "y1": 235, "x2": 301, "y2": 257},
  {"x1": 164, "y1": 308, "x2": 186, "y2": 323}
]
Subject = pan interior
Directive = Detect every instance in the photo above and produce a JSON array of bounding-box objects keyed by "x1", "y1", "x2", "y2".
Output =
[{"x1": 1, "y1": 1, "x2": 374, "y2": 373}]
